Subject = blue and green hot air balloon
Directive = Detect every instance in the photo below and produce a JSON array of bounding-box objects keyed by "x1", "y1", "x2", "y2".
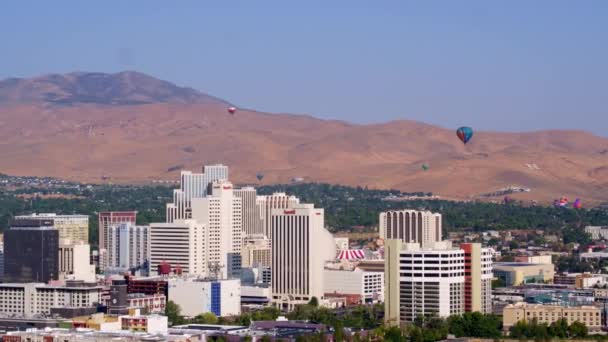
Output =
[{"x1": 456, "y1": 126, "x2": 474, "y2": 145}]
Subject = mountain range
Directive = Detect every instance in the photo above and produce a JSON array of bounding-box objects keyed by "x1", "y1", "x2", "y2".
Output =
[{"x1": 1, "y1": 71, "x2": 607, "y2": 204}]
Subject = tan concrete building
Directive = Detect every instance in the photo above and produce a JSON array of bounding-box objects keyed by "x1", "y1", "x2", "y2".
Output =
[
  {"x1": 503, "y1": 302, "x2": 602, "y2": 332},
  {"x1": 493, "y1": 262, "x2": 555, "y2": 286},
  {"x1": 241, "y1": 234, "x2": 271, "y2": 268},
  {"x1": 385, "y1": 240, "x2": 465, "y2": 326},
  {"x1": 15, "y1": 213, "x2": 89, "y2": 243},
  {"x1": 379, "y1": 210, "x2": 442, "y2": 247},
  {"x1": 461, "y1": 243, "x2": 493, "y2": 314}
]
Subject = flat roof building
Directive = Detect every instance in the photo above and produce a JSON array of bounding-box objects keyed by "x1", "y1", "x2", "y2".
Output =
[{"x1": 493, "y1": 262, "x2": 555, "y2": 286}]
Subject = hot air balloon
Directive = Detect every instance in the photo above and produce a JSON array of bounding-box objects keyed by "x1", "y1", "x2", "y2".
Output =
[
  {"x1": 256, "y1": 172, "x2": 264, "y2": 181},
  {"x1": 227, "y1": 106, "x2": 237, "y2": 115},
  {"x1": 422, "y1": 164, "x2": 429, "y2": 171},
  {"x1": 456, "y1": 126, "x2": 474, "y2": 145},
  {"x1": 573, "y1": 198, "x2": 582, "y2": 209},
  {"x1": 504, "y1": 196, "x2": 513, "y2": 204}
]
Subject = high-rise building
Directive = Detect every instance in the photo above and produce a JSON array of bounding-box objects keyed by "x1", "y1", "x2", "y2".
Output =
[
  {"x1": 166, "y1": 164, "x2": 229, "y2": 222},
  {"x1": 257, "y1": 192, "x2": 300, "y2": 238},
  {"x1": 379, "y1": 210, "x2": 442, "y2": 247},
  {"x1": 98, "y1": 211, "x2": 137, "y2": 261},
  {"x1": 4, "y1": 219, "x2": 59, "y2": 283},
  {"x1": 106, "y1": 223, "x2": 150, "y2": 274},
  {"x1": 385, "y1": 240, "x2": 465, "y2": 325},
  {"x1": 15, "y1": 213, "x2": 89, "y2": 244},
  {"x1": 234, "y1": 187, "x2": 264, "y2": 236},
  {"x1": 59, "y1": 240, "x2": 96, "y2": 282},
  {"x1": 191, "y1": 180, "x2": 242, "y2": 279},
  {"x1": 461, "y1": 243, "x2": 493, "y2": 314},
  {"x1": 149, "y1": 219, "x2": 206, "y2": 276},
  {"x1": 0, "y1": 234, "x2": 4, "y2": 281},
  {"x1": 271, "y1": 204, "x2": 335, "y2": 310}
]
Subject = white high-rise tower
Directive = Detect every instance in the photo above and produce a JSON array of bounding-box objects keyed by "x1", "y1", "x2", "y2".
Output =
[
  {"x1": 379, "y1": 210, "x2": 442, "y2": 247},
  {"x1": 166, "y1": 164, "x2": 229, "y2": 222},
  {"x1": 271, "y1": 203, "x2": 334, "y2": 310},
  {"x1": 192, "y1": 180, "x2": 243, "y2": 279}
]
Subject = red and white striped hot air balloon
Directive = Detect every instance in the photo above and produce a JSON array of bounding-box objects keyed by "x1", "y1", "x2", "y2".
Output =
[
  {"x1": 336, "y1": 249, "x2": 366, "y2": 260},
  {"x1": 227, "y1": 106, "x2": 237, "y2": 115}
]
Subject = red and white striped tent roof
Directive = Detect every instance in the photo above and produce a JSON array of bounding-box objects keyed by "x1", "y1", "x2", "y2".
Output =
[{"x1": 336, "y1": 249, "x2": 365, "y2": 260}]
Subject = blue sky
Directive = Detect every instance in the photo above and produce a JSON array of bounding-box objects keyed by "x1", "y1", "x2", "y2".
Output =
[{"x1": 1, "y1": 1, "x2": 607, "y2": 135}]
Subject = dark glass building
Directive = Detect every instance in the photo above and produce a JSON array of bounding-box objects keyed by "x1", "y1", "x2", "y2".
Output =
[{"x1": 4, "y1": 219, "x2": 59, "y2": 283}]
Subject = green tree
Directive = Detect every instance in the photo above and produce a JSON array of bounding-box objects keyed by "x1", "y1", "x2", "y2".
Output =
[
  {"x1": 568, "y1": 321, "x2": 588, "y2": 338},
  {"x1": 192, "y1": 312, "x2": 218, "y2": 324},
  {"x1": 165, "y1": 300, "x2": 185, "y2": 326},
  {"x1": 549, "y1": 318, "x2": 568, "y2": 338},
  {"x1": 309, "y1": 296, "x2": 319, "y2": 307},
  {"x1": 491, "y1": 278, "x2": 506, "y2": 289}
]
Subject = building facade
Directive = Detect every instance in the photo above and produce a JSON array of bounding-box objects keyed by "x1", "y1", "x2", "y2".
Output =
[
  {"x1": 0, "y1": 282, "x2": 102, "y2": 316},
  {"x1": 4, "y1": 219, "x2": 59, "y2": 283},
  {"x1": 271, "y1": 204, "x2": 335, "y2": 310},
  {"x1": 379, "y1": 210, "x2": 442, "y2": 247},
  {"x1": 324, "y1": 268, "x2": 384, "y2": 304},
  {"x1": 257, "y1": 192, "x2": 300, "y2": 238},
  {"x1": 461, "y1": 243, "x2": 493, "y2": 314},
  {"x1": 493, "y1": 262, "x2": 555, "y2": 286},
  {"x1": 385, "y1": 240, "x2": 465, "y2": 325},
  {"x1": 234, "y1": 187, "x2": 264, "y2": 236},
  {"x1": 166, "y1": 164, "x2": 229, "y2": 222},
  {"x1": 98, "y1": 211, "x2": 137, "y2": 263},
  {"x1": 191, "y1": 180, "x2": 242, "y2": 279},
  {"x1": 58, "y1": 240, "x2": 96, "y2": 282},
  {"x1": 167, "y1": 278, "x2": 241, "y2": 317},
  {"x1": 149, "y1": 220, "x2": 206, "y2": 276},
  {"x1": 106, "y1": 223, "x2": 149, "y2": 274},
  {"x1": 585, "y1": 226, "x2": 608, "y2": 241},
  {"x1": 503, "y1": 302, "x2": 602, "y2": 332},
  {"x1": 15, "y1": 213, "x2": 89, "y2": 244},
  {"x1": 241, "y1": 234, "x2": 271, "y2": 268}
]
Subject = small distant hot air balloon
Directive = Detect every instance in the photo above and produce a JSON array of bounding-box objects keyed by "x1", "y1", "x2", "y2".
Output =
[
  {"x1": 554, "y1": 197, "x2": 569, "y2": 208},
  {"x1": 256, "y1": 172, "x2": 264, "y2": 181},
  {"x1": 227, "y1": 106, "x2": 237, "y2": 115},
  {"x1": 573, "y1": 198, "x2": 582, "y2": 209},
  {"x1": 504, "y1": 196, "x2": 513, "y2": 204},
  {"x1": 422, "y1": 164, "x2": 429, "y2": 171},
  {"x1": 456, "y1": 126, "x2": 474, "y2": 145}
]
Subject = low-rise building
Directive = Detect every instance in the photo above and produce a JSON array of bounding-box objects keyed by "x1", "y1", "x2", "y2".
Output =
[
  {"x1": 503, "y1": 302, "x2": 602, "y2": 332},
  {"x1": 585, "y1": 226, "x2": 608, "y2": 241},
  {"x1": 0, "y1": 281, "x2": 102, "y2": 316},
  {"x1": 493, "y1": 262, "x2": 555, "y2": 286},
  {"x1": 554, "y1": 273, "x2": 605, "y2": 289},
  {"x1": 514, "y1": 255, "x2": 553, "y2": 265},
  {"x1": 1, "y1": 328, "x2": 195, "y2": 342},
  {"x1": 323, "y1": 268, "x2": 384, "y2": 304},
  {"x1": 168, "y1": 277, "x2": 240, "y2": 317}
]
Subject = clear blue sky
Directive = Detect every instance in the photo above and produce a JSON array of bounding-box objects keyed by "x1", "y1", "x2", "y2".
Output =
[{"x1": 1, "y1": 1, "x2": 607, "y2": 135}]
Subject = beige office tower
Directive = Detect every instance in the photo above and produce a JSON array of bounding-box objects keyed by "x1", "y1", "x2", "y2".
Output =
[
  {"x1": 257, "y1": 193, "x2": 300, "y2": 238},
  {"x1": 58, "y1": 240, "x2": 96, "y2": 282},
  {"x1": 385, "y1": 240, "x2": 465, "y2": 326},
  {"x1": 15, "y1": 213, "x2": 89, "y2": 244},
  {"x1": 149, "y1": 219, "x2": 206, "y2": 276},
  {"x1": 234, "y1": 187, "x2": 264, "y2": 236},
  {"x1": 379, "y1": 210, "x2": 442, "y2": 247},
  {"x1": 191, "y1": 180, "x2": 243, "y2": 279},
  {"x1": 271, "y1": 204, "x2": 335, "y2": 310},
  {"x1": 241, "y1": 234, "x2": 271, "y2": 268},
  {"x1": 461, "y1": 243, "x2": 493, "y2": 314},
  {"x1": 166, "y1": 164, "x2": 229, "y2": 222}
]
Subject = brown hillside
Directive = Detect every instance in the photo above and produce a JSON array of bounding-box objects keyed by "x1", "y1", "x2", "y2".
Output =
[{"x1": 1, "y1": 72, "x2": 607, "y2": 204}]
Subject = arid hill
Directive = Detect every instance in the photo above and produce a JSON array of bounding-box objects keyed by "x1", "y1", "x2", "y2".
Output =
[{"x1": 1, "y1": 71, "x2": 607, "y2": 204}]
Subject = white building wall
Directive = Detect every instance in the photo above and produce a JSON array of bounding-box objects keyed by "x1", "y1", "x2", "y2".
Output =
[
  {"x1": 149, "y1": 220, "x2": 206, "y2": 276},
  {"x1": 191, "y1": 180, "x2": 242, "y2": 279},
  {"x1": 235, "y1": 187, "x2": 263, "y2": 236},
  {"x1": 257, "y1": 193, "x2": 300, "y2": 239},
  {"x1": 324, "y1": 269, "x2": 364, "y2": 296},
  {"x1": 167, "y1": 278, "x2": 240, "y2": 317},
  {"x1": 271, "y1": 204, "x2": 334, "y2": 309},
  {"x1": 166, "y1": 165, "x2": 229, "y2": 223}
]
